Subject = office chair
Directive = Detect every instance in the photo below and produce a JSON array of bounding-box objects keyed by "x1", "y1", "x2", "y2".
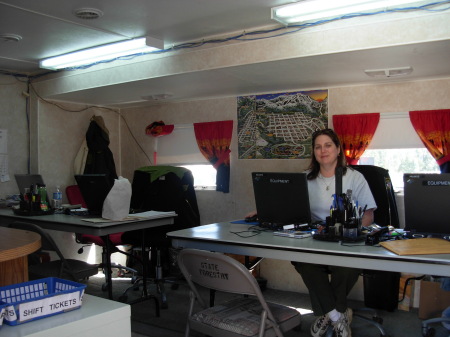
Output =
[
  {"x1": 119, "y1": 166, "x2": 200, "y2": 308},
  {"x1": 66, "y1": 185, "x2": 137, "y2": 290},
  {"x1": 8, "y1": 221, "x2": 99, "y2": 282},
  {"x1": 178, "y1": 248, "x2": 301, "y2": 337}
]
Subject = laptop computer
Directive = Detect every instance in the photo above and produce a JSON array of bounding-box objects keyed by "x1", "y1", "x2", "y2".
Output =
[
  {"x1": 404, "y1": 173, "x2": 450, "y2": 238},
  {"x1": 251, "y1": 172, "x2": 311, "y2": 230},
  {"x1": 15, "y1": 174, "x2": 45, "y2": 195},
  {"x1": 75, "y1": 174, "x2": 113, "y2": 215}
]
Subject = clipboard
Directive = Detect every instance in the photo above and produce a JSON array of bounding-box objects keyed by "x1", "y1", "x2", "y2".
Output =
[{"x1": 380, "y1": 238, "x2": 450, "y2": 255}]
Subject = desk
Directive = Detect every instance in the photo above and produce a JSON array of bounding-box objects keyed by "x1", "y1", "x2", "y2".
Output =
[
  {"x1": 0, "y1": 209, "x2": 175, "y2": 301},
  {"x1": 0, "y1": 294, "x2": 131, "y2": 337},
  {"x1": 168, "y1": 222, "x2": 450, "y2": 277},
  {"x1": 0, "y1": 227, "x2": 41, "y2": 286}
]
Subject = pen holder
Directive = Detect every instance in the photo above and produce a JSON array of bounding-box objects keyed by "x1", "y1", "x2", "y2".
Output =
[{"x1": 343, "y1": 217, "x2": 361, "y2": 239}]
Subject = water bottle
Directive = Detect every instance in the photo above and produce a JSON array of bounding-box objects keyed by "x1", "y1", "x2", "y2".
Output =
[{"x1": 52, "y1": 185, "x2": 63, "y2": 209}]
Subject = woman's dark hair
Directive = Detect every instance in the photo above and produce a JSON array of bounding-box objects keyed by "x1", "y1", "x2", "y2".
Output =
[{"x1": 307, "y1": 128, "x2": 347, "y2": 180}]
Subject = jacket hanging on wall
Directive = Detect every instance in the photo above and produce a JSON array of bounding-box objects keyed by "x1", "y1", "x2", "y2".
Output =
[{"x1": 83, "y1": 116, "x2": 118, "y2": 185}]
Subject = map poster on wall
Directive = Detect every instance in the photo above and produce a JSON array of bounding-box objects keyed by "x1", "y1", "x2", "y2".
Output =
[{"x1": 237, "y1": 90, "x2": 328, "y2": 159}]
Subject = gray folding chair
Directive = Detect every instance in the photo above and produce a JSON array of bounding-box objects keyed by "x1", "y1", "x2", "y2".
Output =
[
  {"x1": 177, "y1": 248, "x2": 301, "y2": 337},
  {"x1": 8, "y1": 221, "x2": 99, "y2": 282}
]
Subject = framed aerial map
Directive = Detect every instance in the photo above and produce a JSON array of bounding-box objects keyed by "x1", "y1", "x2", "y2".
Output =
[{"x1": 237, "y1": 90, "x2": 328, "y2": 159}]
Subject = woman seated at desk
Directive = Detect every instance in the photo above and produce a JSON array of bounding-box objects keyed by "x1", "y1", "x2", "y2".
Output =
[{"x1": 247, "y1": 128, "x2": 376, "y2": 337}]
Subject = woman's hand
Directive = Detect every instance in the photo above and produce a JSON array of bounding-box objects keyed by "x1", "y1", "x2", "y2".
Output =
[
  {"x1": 361, "y1": 209, "x2": 375, "y2": 226},
  {"x1": 245, "y1": 210, "x2": 257, "y2": 218}
]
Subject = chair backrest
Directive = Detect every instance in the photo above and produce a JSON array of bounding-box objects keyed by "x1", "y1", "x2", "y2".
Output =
[
  {"x1": 8, "y1": 221, "x2": 98, "y2": 281},
  {"x1": 178, "y1": 249, "x2": 266, "y2": 307},
  {"x1": 8, "y1": 221, "x2": 66, "y2": 262},
  {"x1": 66, "y1": 185, "x2": 87, "y2": 208},
  {"x1": 350, "y1": 165, "x2": 400, "y2": 227}
]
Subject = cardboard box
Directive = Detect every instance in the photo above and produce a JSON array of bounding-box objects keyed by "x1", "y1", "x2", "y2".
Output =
[
  {"x1": 418, "y1": 280, "x2": 450, "y2": 319},
  {"x1": 398, "y1": 274, "x2": 415, "y2": 311}
]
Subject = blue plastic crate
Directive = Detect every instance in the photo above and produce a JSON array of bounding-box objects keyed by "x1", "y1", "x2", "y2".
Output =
[
  {"x1": 0, "y1": 302, "x2": 7, "y2": 327},
  {"x1": 0, "y1": 277, "x2": 86, "y2": 325}
]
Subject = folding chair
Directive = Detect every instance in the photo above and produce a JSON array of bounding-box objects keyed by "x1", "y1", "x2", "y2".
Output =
[{"x1": 177, "y1": 248, "x2": 301, "y2": 337}]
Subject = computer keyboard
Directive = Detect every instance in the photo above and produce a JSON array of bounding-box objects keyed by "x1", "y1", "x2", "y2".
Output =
[{"x1": 312, "y1": 234, "x2": 365, "y2": 243}]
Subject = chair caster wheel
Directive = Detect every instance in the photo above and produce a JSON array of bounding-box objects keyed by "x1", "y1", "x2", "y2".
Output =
[
  {"x1": 422, "y1": 327, "x2": 435, "y2": 337},
  {"x1": 101, "y1": 283, "x2": 108, "y2": 291}
]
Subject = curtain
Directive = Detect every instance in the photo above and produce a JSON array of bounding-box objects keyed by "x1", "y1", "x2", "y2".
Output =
[
  {"x1": 194, "y1": 120, "x2": 233, "y2": 193},
  {"x1": 409, "y1": 109, "x2": 450, "y2": 173},
  {"x1": 333, "y1": 113, "x2": 380, "y2": 165}
]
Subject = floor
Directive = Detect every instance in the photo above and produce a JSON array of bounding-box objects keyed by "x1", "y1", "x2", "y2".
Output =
[{"x1": 84, "y1": 271, "x2": 450, "y2": 337}]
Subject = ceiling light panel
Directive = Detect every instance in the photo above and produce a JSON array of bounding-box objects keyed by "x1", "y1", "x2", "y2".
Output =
[
  {"x1": 272, "y1": 0, "x2": 426, "y2": 25},
  {"x1": 40, "y1": 37, "x2": 163, "y2": 70}
]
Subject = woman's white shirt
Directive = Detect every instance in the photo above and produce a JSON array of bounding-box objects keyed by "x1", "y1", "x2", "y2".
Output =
[{"x1": 306, "y1": 168, "x2": 377, "y2": 222}]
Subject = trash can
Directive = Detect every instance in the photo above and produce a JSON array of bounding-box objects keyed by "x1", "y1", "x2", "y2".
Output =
[{"x1": 363, "y1": 270, "x2": 400, "y2": 311}]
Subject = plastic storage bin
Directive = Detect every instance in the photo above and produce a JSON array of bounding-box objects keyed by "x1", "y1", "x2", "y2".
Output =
[
  {"x1": 0, "y1": 277, "x2": 86, "y2": 325},
  {"x1": 0, "y1": 302, "x2": 7, "y2": 327}
]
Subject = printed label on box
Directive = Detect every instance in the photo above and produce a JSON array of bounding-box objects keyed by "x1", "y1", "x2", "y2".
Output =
[
  {"x1": 4, "y1": 305, "x2": 17, "y2": 322},
  {"x1": 17, "y1": 292, "x2": 82, "y2": 322}
]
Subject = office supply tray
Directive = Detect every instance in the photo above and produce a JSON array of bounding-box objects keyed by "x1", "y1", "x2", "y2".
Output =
[
  {"x1": 12, "y1": 207, "x2": 54, "y2": 216},
  {"x1": 0, "y1": 277, "x2": 86, "y2": 325}
]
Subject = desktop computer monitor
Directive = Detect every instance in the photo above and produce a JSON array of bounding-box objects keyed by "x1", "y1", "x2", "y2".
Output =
[
  {"x1": 403, "y1": 173, "x2": 450, "y2": 238},
  {"x1": 252, "y1": 172, "x2": 311, "y2": 229}
]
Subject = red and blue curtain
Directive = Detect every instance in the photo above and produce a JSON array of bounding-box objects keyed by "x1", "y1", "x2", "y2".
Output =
[
  {"x1": 409, "y1": 109, "x2": 450, "y2": 173},
  {"x1": 333, "y1": 113, "x2": 380, "y2": 165},
  {"x1": 194, "y1": 120, "x2": 233, "y2": 193}
]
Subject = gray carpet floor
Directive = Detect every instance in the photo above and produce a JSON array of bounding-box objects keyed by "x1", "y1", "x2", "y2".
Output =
[{"x1": 84, "y1": 272, "x2": 449, "y2": 337}]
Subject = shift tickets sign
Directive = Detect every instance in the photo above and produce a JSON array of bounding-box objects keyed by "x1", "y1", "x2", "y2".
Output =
[{"x1": 7, "y1": 291, "x2": 83, "y2": 323}]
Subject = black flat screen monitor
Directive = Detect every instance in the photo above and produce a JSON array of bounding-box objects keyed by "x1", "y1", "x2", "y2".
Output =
[
  {"x1": 75, "y1": 174, "x2": 113, "y2": 215},
  {"x1": 404, "y1": 173, "x2": 450, "y2": 237},
  {"x1": 252, "y1": 172, "x2": 311, "y2": 229}
]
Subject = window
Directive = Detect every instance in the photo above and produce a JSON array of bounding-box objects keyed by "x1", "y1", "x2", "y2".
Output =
[
  {"x1": 357, "y1": 112, "x2": 440, "y2": 190},
  {"x1": 179, "y1": 165, "x2": 216, "y2": 190},
  {"x1": 359, "y1": 148, "x2": 439, "y2": 190},
  {"x1": 155, "y1": 125, "x2": 216, "y2": 189}
]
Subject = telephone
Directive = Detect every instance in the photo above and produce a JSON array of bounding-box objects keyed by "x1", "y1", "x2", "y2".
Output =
[{"x1": 365, "y1": 226, "x2": 390, "y2": 245}]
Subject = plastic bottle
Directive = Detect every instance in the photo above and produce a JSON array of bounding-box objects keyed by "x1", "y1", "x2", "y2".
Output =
[{"x1": 52, "y1": 185, "x2": 63, "y2": 209}]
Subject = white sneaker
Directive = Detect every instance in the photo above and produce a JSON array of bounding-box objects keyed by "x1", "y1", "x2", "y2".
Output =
[
  {"x1": 332, "y1": 317, "x2": 351, "y2": 337},
  {"x1": 343, "y1": 308, "x2": 353, "y2": 325},
  {"x1": 311, "y1": 314, "x2": 331, "y2": 337}
]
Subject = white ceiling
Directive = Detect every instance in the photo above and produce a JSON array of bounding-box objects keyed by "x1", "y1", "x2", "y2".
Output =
[{"x1": 1, "y1": 0, "x2": 450, "y2": 107}]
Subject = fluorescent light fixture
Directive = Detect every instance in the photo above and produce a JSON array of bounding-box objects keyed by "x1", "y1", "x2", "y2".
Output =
[
  {"x1": 40, "y1": 37, "x2": 164, "y2": 70},
  {"x1": 271, "y1": 0, "x2": 424, "y2": 25}
]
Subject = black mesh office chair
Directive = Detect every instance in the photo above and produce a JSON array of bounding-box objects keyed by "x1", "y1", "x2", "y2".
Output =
[
  {"x1": 120, "y1": 166, "x2": 200, "y2": 308},
  {"x1": 8, "y1": 221, "x2": 99, "y2": 282}
]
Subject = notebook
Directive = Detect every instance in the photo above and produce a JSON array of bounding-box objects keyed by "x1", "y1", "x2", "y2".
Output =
[
  {"x1": 74, "y1": 174, "x2": 113, "y2": 215},
  {"x1": 251, "y1": 172, "x2": 311, "y2": 230}
]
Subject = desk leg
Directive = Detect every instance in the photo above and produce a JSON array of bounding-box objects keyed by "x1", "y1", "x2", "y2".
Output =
[
  {"x1": 102, "y1": 235, "x2": 113, "y2": 300},
  {"x1": 126, "y1": 228, "x2": 160, "y2": 317}
]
